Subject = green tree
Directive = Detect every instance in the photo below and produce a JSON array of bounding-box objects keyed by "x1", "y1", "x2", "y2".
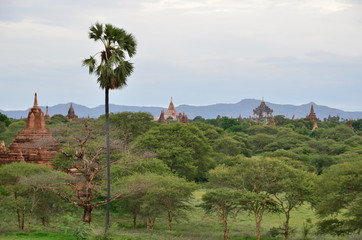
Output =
[
  {"x1": 135, "y1": 123, "x2": 213, "y2": 181},
  {"x1": 201, "y1": 188, "x2": 243, "y2": 240},
  {"x1": 108, "y1": 112, "x2": 155, "y2": 146},
  {"x1": 50, "y1": 114, "x2": 69, "y2": 123},
  {"x1": 213, "y1": 133, "x2": 251, "y2": 158},
  {"x1": 208, "y1": 157, "x2": 290, "y2": 240},
  {"x1": 0, "y1": 112, "x2": 11, "y2": 127},
  {"x1": 271, "y1": 166, "x2": 315, "y2": 240},
  {"x1": 0, "y1": 120, "x2": 26, "y2": 144},
  {"x1": 82, "y1": 22, "x2": 137, "y2": 234},
  {"x1": 49, "y1": 121, "x2": 148, "y2": 224},
  {"x1": 313, "y1": 160, "x2": 362, "y2": 235},
  {"x1": 0, "y1": 162, "x2": 55, "y2": 231},
  {"x1": 319, "y1": 125, "x2": 355, "y2": 142},
  {"x1": 249, "y1": 133, "x2": 276, "y2": 153},
  {"x1": 143, "y1": 174, "x2": 197, "y2": 231},
  {"x1": 117, "y1": 173, "x2": 196, "y2": 231}
]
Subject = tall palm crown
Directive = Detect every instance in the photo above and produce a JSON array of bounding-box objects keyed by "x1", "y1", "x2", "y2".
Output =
[{"x1": 82, "y1": 23, "x2": 137, "y2": 89}]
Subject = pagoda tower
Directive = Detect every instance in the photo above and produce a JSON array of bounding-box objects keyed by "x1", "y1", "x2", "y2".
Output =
[
  {"x1": 66, "y1": 103, "x2": 78, "y2": 120},
  {"x1": 44, "y1": 106, "x2": 51, "y2": 120},
  {"x1": 157, "y1": 110, "x2": 167, "y2": 123},
  {"x1": 306, "y1": 104, "x2": 320, "y2": 122},
  {"x1": 181, "y1": 113, "x2": 189, "y2": 123},
  {"x1": 0, "y1": 93, "x2": 59, "y2": 165}
]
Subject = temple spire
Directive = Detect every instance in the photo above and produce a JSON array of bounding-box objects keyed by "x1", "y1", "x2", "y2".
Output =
[
  {"x1": 45, "y1": 106, "x2": 51, "y2": 120},
  {"x1": 33, "y1": 93, "x2": 38, "y2": 107},
  {"x1": 310, "y1": 104, "x2": 315, "y2": 114},
  {"x1": 168, "y1": 97, "x2": 175, "y2": 111}
]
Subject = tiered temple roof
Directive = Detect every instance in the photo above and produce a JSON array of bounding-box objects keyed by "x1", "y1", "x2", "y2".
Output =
[
  {"x1": 164, "y1": 97, "x2": 178, "y2": 121},
  {"x1": 0, "y1": 93, "x2": 59, "y2": 165},
  {"x1": 155, "y1": 98, "x2": 188, "y2": 123},
  {"x1": 252, "y1": 98, "x2": 273, "y2": 121}
]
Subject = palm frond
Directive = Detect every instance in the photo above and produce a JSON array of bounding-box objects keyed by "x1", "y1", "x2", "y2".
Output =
[
  {"x1": 123, "y1": 33, "x2": 137, "y2": 57},
  {"x1": 89, "y1": 22, "x2": 104, "y2": 41},
  {"x1": 82, "y1": 57, "x2": 97, "y2": 74}
]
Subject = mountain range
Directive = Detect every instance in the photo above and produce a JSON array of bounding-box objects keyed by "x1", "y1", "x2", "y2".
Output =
[{"x1": 1, "y1": 99, "x2": 362, "y2": 120}]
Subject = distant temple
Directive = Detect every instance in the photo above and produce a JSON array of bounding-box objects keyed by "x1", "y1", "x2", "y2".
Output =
[
  {"x1": 252, "y1": 98, "x2": 273, "y2": 121},
  {"x1": 164, "y1": 97, "x2": 178, "y2": 121},
  {"x1": 306, "y1": 104, "x2": 320, "y2": 122},
  {"x1": 66, "y1": 103, "x2": 78, "y2": 120},
  {"x1": 0, "y1": 93, "x2": 59, "y2": 165},
  {"x1": 305, "y1": 104, "x2": 320, "y2": 130},
  {"x1": 156, "y1": 98, "x2": 188, "y2": 123},
  {"x1": 157, "y1": 110, "x2": 167, "y2": 123},
  {"x1": 44, "y1": 106, "x2": 51, "y2": 120}
]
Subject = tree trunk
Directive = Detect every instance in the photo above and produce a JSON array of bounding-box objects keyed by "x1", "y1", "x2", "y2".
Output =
[
  {"x1": 147, "y1": 217, "x2": 155, "y2": 231},
  {"x1": 14, "y1": 192, "x2": 21, "y2": 231},
  {"x1": 133, "y1": 213, "x2": 137, "y2": 229},
  {"x1": 284, "y1": 211, "x2": 290, "y2": 240},
  {"x1": 255, "y1": 215, "x2": 262, "y2": 240},
  {"x1": 41, "y1": 217, "x2": 46, "y2": 226},
  {"x1": 223, "y1": 215, "x2": 229, "y2": 240},
  {"x1": 27, "y1": 209, "x2": 33, "y2": 232},
  {"x1": 105, "y1": 87, "x2": 111, "y2": 235},
  {"x1": 168, "y1": 210, "x2": 173, "y2": 231},
  {"x1": 83, "y1": 204, "x2": 93, "y2": 223},
  {"x1": 21, "y1": 207, "x2": 25, "y2": 231}
]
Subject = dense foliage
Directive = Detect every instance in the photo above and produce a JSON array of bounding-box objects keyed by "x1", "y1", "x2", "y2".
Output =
[{"x1": 0, "y1": 112, "x2": 361, "y2": 240}]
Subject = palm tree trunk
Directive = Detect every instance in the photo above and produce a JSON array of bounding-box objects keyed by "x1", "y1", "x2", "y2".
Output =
[{"x1": 105, "y1": 87, "x2": 111, "y2": 236}]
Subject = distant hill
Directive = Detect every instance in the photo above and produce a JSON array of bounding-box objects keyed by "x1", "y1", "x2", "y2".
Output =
[{"x1": 1, "y1": 99, "x2": 362, "y2": 120}]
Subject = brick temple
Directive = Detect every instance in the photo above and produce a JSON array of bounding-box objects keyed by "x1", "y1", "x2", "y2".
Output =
[{"x1": 0, "y1": 93, "x2": 59, "y2": 165}]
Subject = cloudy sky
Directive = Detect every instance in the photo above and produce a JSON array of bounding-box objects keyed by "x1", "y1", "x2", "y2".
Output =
[{"x1": 0, "y1": 0, "x2": 361, "y2": 111}]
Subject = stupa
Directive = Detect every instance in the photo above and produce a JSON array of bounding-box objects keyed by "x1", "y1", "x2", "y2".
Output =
[
  {"x1": 44, "y1": 106, "x2": 51, "y2": 120},
  {"x1": 0, "y1": 93, "x2": 59, "y2": 165},
  {"x1": 66, "y1": 103, "x2": 78, "y2": 120},
  {"x1": 306, "y1": 104, "x2": 320, "y2": 122}
]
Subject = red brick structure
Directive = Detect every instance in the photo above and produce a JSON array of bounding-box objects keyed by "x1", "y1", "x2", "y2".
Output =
[
  {"x1": 44, "y1": 106, "x2": 51, "y2": 120},
  {"x1": 0, "y1": 93, "x2": 59, "y2": 166},
  {"x1": 66, "y1": 103, "x2": 78, "y2": 120},
  {"x1": 306, "y1": 104, "x2": 320, "y2": 122},
  {"x1": 180, "y1": 113, "x2": 189, "y2": 123},
  {"x1": 157, "y1": 110, "x2": 167, "y2": 123}
]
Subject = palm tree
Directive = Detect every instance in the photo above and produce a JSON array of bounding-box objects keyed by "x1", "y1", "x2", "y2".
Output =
[{"x1": 82, "y1": 23, "x2": 137, "y2": 235}]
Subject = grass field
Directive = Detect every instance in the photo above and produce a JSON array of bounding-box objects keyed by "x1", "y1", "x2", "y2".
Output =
[{"x1": 0, "y1": 190, "x2": 361, "y2": 240}]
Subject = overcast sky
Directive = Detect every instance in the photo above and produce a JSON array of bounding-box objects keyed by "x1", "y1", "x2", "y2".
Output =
[{"x1": 0, "y1": 0, "x2": 361, "y2": 111}]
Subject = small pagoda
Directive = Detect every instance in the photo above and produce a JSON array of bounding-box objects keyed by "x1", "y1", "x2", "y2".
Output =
[
  {"x1": 306, "y1": 104, "x2": 320, "y2": 122},
  {"x1": 44, "y1": 106, "x2": 51, "y2": 120},
  {"x1": 66, "y1": 103, "x2": 78, "y2": 120}
]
